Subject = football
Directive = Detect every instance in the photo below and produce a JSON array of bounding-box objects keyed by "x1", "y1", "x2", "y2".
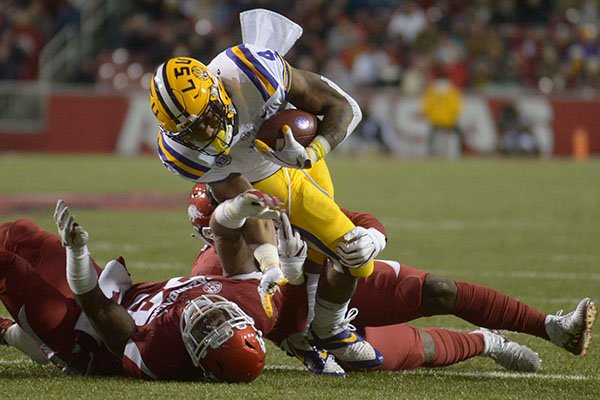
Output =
[{"x1": 256, "y1": 109, "x2": 318, "y2": 149}]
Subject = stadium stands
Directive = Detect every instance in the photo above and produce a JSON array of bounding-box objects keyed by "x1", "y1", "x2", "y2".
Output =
[{"x1": 1, "y1": 0, "x2": 599, "y2": 96}]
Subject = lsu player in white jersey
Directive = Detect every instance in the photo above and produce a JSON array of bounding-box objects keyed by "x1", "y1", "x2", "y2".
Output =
[{"x1": 149, "y1": 44, "x2": 385, "y2": 369}]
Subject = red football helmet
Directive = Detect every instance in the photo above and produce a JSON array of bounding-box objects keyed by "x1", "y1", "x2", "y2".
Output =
[
  {"x1": 188, "y1": 183, "x2": 218, "y2": 244},
  {"x1": 180, "y1": 294, "x2": 266, "y2": 383}
]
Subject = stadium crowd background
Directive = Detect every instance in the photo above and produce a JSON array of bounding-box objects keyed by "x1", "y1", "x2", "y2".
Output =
[{"x1": 2, "y1": 0, "x2": 600, "y2": 97}]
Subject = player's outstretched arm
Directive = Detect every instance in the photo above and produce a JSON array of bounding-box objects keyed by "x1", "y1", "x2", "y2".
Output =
[{"x1": 54, "y1": 200, "x2": 135, "y2": 357}]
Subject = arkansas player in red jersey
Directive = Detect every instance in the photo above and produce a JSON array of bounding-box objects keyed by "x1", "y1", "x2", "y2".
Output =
[
  {"x1": 187, "y1": 183, "x2": 597, "y2": 374},
  {"x1": 0, "y1": 190, "x2": 293, "y2": 382}
]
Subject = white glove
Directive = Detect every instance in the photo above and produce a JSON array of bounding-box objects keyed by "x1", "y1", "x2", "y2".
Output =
[
  {"x1": 336, "y1": 227, "x2": 386, "y2": 268},
  {"x1": 215, "y1": 189, "x2": 284, "y2": 229},
  {"x1": 54, "y1": 200, "x2": 89, "y2": 249},
  {"x1": 255, "y1": 125, "x2": 312, "y2": 169},
  {"x1": 231, "y1": 189, "x2": 284, "y2": 219},
  {"x1": 258, "y1": 263, "x2": 288, "y2": 318},
  {"x1": 277, "y1": 212, "x2": 307, "y2": 285}
]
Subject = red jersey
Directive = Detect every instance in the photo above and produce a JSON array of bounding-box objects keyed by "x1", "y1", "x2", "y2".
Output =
[
  {"x1": 0, "y1": 219, "x2": 283, "y2": 380},
  {"x1": 119, "y1": 275, "x2": 281, "y2": 380}
]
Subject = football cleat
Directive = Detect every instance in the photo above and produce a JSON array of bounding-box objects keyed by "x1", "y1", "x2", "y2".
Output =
[
  {"x1": 474, "y1": 328, "x2": 541, "y2": 372},
  {"x1": 0, "y1": 317, "x2": 16, "y2": 346},
  {"x1": 280, "y1": 333, "x2": 346, "y2": 377},
  {"x1": 308, "y1": 308, "x2": 384, "y2": 370},
  {"x1": 545, "y1": 298, "x2": 598, "y2": 356}
]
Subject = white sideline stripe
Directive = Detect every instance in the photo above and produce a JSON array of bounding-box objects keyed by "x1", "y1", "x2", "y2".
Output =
[
  {"x1": 265, "y1": 364, "x2": 600, "y2": 381},
  {"x1": 127, "y1": 261, "x2": 188, "y2": 271},
  {"x1": 0, "y1": 359, "x2": 33, "y2": 365},
  {"x1": 132, "y1": 260, "x2": 600, "y2": 281},
  {"x1": 402, "y1": 369, "x2": 600, "y2": 381},
  {"x1": 429, "y1": 269, "x2": 600, "y2": 282},
  {"x1": 2, "y1": 361, "x2": 598, "y2": 382}
]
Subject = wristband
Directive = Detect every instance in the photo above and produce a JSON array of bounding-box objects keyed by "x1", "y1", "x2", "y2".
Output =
[
  {"x1": 66, "y1": 247, "x2": 98, "y2": 295},
  {"x1": 306, "y1": 135, "x2": 331, "y2": 163},
  {"x1": 254, "y1": 243, "x2": 280, "y2": 271},
  {"x1": 213, "y1": 200, "x2": 246, "y2": 229}
]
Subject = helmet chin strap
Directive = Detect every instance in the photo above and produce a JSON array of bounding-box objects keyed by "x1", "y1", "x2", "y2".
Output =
[{"x1": 212, "y1": 128, "x2": 232, "y2": 155}]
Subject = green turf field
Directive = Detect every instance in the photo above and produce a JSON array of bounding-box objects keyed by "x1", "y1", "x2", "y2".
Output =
[{"x1": 0, "y1": 154, "x2": 599, "y2": 399}]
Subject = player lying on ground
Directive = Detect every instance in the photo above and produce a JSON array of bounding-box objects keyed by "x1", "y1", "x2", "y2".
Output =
[
  {"x1": 0, "y1": 191, "x2": 293, "y2": 382},
  {"x1": 1, "y1": 188, "x2": 596, "y2": 379},
  {"x1": 0, "y1": 202, "x2": 544, "y2": 378},
  {"x1": 0, "y1": 191, "x2": 568, "y2": 381},
  {"x1": 187, "y1": 183, "x2": 598, "y2": 375}
]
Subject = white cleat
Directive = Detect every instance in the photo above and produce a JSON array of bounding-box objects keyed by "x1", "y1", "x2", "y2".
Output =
[
  {"x1": 545, "y1": 298, "x2": 598, "y2": 356},
  {"x1": 473, "y1": 328, "x2": 541, "y2": 372},
  {"x1": 308, "y1": 308, "x2": 383, "y2": 370}
]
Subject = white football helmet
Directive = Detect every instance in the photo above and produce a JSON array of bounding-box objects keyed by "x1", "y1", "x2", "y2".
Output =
[{"x1": 180, "y1": 294, "x2": 266, "y2": 382}]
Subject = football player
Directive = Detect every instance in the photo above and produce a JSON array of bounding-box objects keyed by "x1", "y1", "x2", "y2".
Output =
[
  {"x1": 0, "y1": 190, "x2": 295, "y2": 382},
  {"x1": 0, "y1": 202, "x2": 537, "y2": 378},
  {"x1": 188, "y1": 183, "x2": 597, "y2": 374},
  {"x1": 149, "y1": 38, "x2": 386, "y2": 369}
]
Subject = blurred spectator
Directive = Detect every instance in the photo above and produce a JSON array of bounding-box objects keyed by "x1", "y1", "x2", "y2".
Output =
[
  {"x1": 421, "y1": 76, "x2": 463, "y2": 158},
  {"x1": 0, "y1": 0, "x2": 599, "y2": 97},
  {"x1": 497, "y1": 102, "x2": 540, "y2": 156},
  {"x1": 0, "y1": 0, "x2": 80, "y2": 80},
  {"x1": 387, "y1": 1, "x2": 427, "y2": 45},
  {"x1": 349, "y1": 102, "x2": 402, "y2": 157}
]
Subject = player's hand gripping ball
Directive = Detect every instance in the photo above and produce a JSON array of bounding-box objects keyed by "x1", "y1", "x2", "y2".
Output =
[{"x1": 256, "y1": 109, "x2": 318, "y2": 149}]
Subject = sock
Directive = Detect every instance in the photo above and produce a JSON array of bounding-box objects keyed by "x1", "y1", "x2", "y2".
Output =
[
  {"x1": 424, "y1": 328, "x2": 485, "y2": 367},
  {"x1": 4, "y1": 325, "x2": 50, "y2": 365},
  {"x1": 304, "y1": 273, "x2": 320, "y2": 333},
  {"x1": 311, "y1": 296, "x2": 350, "y2": 337},
  {"x1": 453, "y1": 280, "x2": 549, "y2": 340}
]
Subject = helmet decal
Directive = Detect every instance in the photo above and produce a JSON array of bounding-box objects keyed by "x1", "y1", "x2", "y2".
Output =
[{"x1": 192, "y1": 66, "x2": 210, "y2": 80}]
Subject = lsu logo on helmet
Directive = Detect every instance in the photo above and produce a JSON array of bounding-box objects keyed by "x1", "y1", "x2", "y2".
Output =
[{"x1": 149, "y1": 57, "x2": 238, "y2": 156}]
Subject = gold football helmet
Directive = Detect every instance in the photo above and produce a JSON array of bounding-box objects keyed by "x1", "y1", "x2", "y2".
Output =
[{"x1": 149, "y1": 57, "x2": 237, "y2": 155}]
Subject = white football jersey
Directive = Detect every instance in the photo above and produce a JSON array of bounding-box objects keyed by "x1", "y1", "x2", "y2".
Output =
[{"x1": 157, "y1": 44, "x2": 293, "y2": 183}]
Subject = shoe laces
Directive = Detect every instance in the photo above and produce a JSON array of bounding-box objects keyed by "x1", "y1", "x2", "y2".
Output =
[
  {"x1": 336, "y1": 308, "x2": 359, "y2": 333},
  {"x1": 552, "y1": 308, "x2": 578, "y2": 330}
]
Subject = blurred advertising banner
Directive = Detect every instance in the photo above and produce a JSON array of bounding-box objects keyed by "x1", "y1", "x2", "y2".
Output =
[{"x1": 0, "y1": 89, "x2": 598, "y2": 156}]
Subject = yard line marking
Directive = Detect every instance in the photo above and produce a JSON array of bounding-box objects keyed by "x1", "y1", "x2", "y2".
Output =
[
  {"x1": 402, "y1": 369, "x2": 600, "y2": 381},
  {"x1": 265, "y1": 365, "x2": 600, "y2": 381},
  {"x1": 125, "y1": 261, "x2": 188, "y2": 271},
  {"x1": 2, "y1": 361, "x2": 598, "y2": 382},
  {"x1": 0, "y1": 359, "x2": 33, "y2": 365},
  {"x1": 265, "y1": 365, "x2": 304, "y2": 371},
  {"x1": 428, "y1": 269, "x2": 600, "y2": 281}
]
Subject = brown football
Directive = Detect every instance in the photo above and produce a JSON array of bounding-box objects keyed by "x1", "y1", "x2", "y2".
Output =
[{"x1": 256, "y1": 109, "x2": 318, "y2": 149}]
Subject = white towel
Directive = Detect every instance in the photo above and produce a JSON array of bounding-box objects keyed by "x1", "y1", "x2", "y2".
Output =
[{"x1": 240, "y1": 8, "x2": 303, "y2": 56}]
